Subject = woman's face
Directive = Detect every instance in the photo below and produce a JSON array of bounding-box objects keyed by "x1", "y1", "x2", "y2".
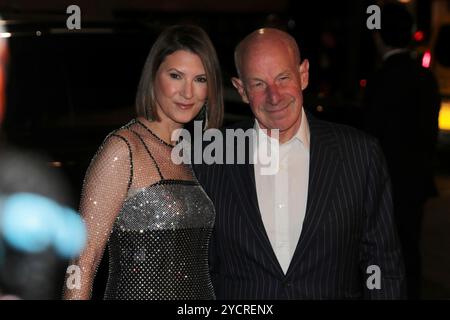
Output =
[{"x1": 153, "y1": 50, "x2": 208, "y2": 127}]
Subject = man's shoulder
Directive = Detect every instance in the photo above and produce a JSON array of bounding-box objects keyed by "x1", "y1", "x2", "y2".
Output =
[
  {"x1": 308, "y1": 114, "x2": 378, "y2": 151},
  {"x1": 309, "y1": 113, "x2": 371, "y2": 138},
  {"x1": 309, "y1": 116, "x2": 387, "y2": 174}
]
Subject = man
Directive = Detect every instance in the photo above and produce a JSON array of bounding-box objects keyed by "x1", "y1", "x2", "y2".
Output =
[
  {"x1": 194, "y1": 28, "x2": 405, "y2": 299},
  {"x1": 365, "y1": 3, "x2": 441, "y2": 299}
]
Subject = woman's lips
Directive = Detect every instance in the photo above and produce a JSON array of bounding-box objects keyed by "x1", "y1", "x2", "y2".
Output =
[{"x1": 176, "y1": 103, "x2": 195, "y2": 110}]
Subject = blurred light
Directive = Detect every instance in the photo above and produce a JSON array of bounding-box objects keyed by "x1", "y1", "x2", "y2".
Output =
[
  {"x1": 49, "y1": 161, "x2": 62, "y2": 168},
  {"x1": 36, "y1": 30, "x2": 41, "y2": 36},
  {"x1": 398, "y1": 0, "x2": 411, "y2": 3},
  {"x1": 422, "y1": 50, "x2": 431, "y2": 68},
  {"x1": 316, "y1": 105, "x2": 324, "y2": 112},
  {"x1": 50, "y1": 28, "x2": 113, "y2": 34},
  {"x1": 0, "y1": 32, "x2": 11, "y2": 38},
  {"x1": 439, "y1": 101, "x2": 450, "y2": 131},
  {"x1": 360, "y1": 79, "x2": 367, "y2": 88},
  {"x1": 413, "y1": 30, "x2": 424, "y2": 42}
]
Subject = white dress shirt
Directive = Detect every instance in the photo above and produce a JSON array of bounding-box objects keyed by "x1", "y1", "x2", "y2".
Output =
[{"x1": 253, "y1": 108, "x2": 310, "y2": 274}]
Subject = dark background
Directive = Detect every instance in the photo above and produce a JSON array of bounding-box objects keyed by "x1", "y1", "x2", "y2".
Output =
[{"x1": 1, "y1": 0, "x2": 449, "y2": 299}]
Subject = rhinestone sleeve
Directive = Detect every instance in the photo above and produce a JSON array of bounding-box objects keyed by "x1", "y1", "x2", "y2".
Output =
[
  {"x1": 62, "y1": 120, "x2": 215, "y2": 300},
  {"x1": 63, "y1": 134, "x2": 132, "y2": 299}
]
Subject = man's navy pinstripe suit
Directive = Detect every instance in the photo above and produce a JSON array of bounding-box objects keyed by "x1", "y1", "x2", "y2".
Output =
[{"x1": 193, "y1": 114, "x2": 406, "y2": 299}]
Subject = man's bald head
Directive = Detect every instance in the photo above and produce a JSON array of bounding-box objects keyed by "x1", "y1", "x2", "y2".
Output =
[
  {"x1": 231, "y1": 27, "x2": 309, "y2": 143},
  {"x1": 234, "y1": 28, "x2": 301, "y2": 78}
]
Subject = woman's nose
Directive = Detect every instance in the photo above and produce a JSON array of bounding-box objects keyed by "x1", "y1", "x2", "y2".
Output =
[{"x1": 181, "y1": 81, "x2": 193, "y2": 99}]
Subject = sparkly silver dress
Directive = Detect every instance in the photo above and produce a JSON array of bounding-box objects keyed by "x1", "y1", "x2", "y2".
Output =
[{"x1": 64, "y1": 119, "x2": 215, "y2": 300}]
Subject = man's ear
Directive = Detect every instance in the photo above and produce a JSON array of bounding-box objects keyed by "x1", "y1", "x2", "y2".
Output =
[
  {"x1": 298, "y1": 59, "x2": 309, "y2": 91},
  {"x1": 231, "y1": 77, "x2": 249, "y2": 104}
]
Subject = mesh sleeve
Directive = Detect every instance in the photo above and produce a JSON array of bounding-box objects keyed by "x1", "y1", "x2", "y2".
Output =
[{"x1": 63, "y1": 134, "x2": 132, "y2": 299}]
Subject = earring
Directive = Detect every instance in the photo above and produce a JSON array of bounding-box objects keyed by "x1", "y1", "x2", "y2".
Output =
[
  {"x1": 195, "y1": 102, "x2": 208, "y2": 131},
  {"x1": 145, "y1": 105, "x2": 154, "y2": 121},
  {"x1": 202, "y1": 103, "x2": 208, "y2": 130}
]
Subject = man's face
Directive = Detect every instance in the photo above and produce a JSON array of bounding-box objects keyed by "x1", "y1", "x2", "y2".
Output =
[{"x1": 232, "y1": 40, "x2": 309, "y2": 135}]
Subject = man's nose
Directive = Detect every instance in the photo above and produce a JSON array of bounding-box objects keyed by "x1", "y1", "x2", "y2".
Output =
[
  {"x1": 182, "y1": 81, "x2": 193, "y2": 99},
  {"x1": 267, "y1": 84, "x2": 281, "y2": 105}
]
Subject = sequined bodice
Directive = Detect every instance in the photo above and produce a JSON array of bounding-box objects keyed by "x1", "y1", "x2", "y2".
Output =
[
  {"x1": 60, "y1": 118, "x2": 217, "y2": 301},
  {"x1": 61, "y1": 118, "x2": 217, "y2": 300},
  {"x1": 105, "y1": 180, "x2": 215, "y2": 300}
]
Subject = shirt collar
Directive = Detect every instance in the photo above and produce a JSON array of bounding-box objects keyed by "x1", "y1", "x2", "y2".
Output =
[{"x1": 254, "y1": 107, "x2": 310, "y2": 151}]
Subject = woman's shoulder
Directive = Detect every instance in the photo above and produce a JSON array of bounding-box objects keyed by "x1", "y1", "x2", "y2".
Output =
[
  {"x1": 105, "y1": 119, "x2": 142, "y2": 145},
  {"x1": 96, "y1": 120, "x2": 140, "y2": 158}
]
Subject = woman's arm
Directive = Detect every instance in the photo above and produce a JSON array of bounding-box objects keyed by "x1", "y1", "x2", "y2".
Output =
[{"x1": 63, "y1": 134, "x2": 132, "y2": 299}]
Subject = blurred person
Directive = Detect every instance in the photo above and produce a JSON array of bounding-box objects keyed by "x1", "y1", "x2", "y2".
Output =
[
  {"x1": 0, "y1": 245, "x2": 65, "y2": 300},
  {"x1": 0, "y1": 29, "x2": 6, "y2": 112},
  {"x1": 63, "y1": 25, "x2": 223, "y2": 300},
  {"x1": 0, "y1": 192, "x2": 86, "y2": 300},
  {"x1": 364, "y1": 3, "x2": 441, "y2": 299},
  {"x1": 0, "y1": 191, "x2": 85, "y2": 301},
  {"x1": 0, "y1": 16, "x2": 8, "y2": 140},
  {"x1": 194, "y1": 28, "x2": 405, "y2": 299},
  {"x1": 0, "y1": 17, "x2": 84, "y2": 300}
]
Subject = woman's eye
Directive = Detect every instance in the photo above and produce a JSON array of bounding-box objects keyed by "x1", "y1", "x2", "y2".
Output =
[
  {"x1": 196, "y1": 77, "x2": 207, "y2": 83},
  {"x1": 169, "y1": 73, "x2": 181, "y2": 79}
]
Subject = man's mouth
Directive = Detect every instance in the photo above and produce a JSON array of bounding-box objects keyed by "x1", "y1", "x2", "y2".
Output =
[{"x1": 265, "y1": 101, "x2": 291, "y2": 114}]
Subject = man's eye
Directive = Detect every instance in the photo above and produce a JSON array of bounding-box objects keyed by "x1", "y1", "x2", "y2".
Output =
[
  {"x1": 196, "y1": 77, "x2": 207, "y2": 83},
  {"x1": 169, "y1": 73, "x2": 181, "y2": 79}
]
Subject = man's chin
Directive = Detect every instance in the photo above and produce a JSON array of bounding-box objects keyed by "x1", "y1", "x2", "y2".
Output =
[{"x1": 273, "y1": 117, "x2": 302, "y2": 136}]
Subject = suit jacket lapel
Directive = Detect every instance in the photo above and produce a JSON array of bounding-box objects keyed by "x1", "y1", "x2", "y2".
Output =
[
  {"x1": 225, "y1": 121, "x2": 285, "y2": 277},
  {"x1": 286, "y1": 115, "x2": 342, "y2": 277}
]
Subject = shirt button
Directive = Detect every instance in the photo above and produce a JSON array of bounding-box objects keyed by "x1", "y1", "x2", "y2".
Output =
[{"x1": 277, "y1": 241, "x2": 287, "y2": 247}]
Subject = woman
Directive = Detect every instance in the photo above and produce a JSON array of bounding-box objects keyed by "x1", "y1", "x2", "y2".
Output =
[{"x1": 63, "y1": 25, "x2": 223, "y2": 300}]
